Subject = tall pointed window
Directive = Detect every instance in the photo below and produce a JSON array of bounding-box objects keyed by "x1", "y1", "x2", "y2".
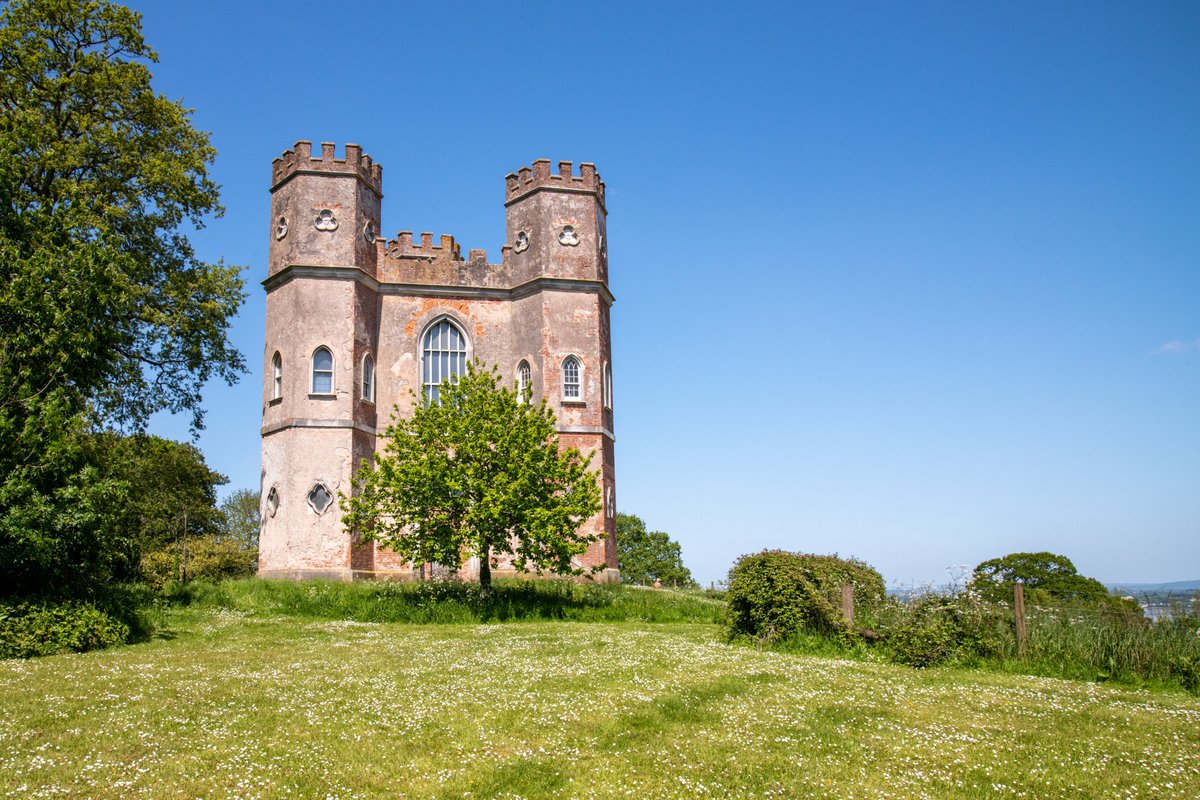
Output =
[
  {"x1": 422, "y1": 319, "x2": 468, "y2": 403},
  {"x1": 517, "y1": 360, "x2": 532, "y2": 404},
  {"x1": 362, "y1": 354, "x2": 375, "y2": 403},
  {"x1": 311, "y1": 347, "x2": 334, "y2": 394},
  {"x1": 603, "y1": 362, "x2": 612, "y2": 409},
  {"x1": 271, "y1": 352, "x2": 282, "y2": 400},
  {"x1": 562, "y1": 356, "x2": 581, "y2": 401}
]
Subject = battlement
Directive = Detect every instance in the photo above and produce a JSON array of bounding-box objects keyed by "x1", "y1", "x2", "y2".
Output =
[
  {"x1": 385, "y1": 231, "x2": 464, "y2": 262},
  {"x1": 505, "y1": 159, "x2": 605, "y2": 208},
  {"x1": 271, "y1": 141, "x2": 383, "y2": 194}
]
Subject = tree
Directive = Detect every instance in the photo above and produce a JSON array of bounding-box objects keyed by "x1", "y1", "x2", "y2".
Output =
[
  {"x1": 0, "y1": 0, "x2": 244, "y2": 596},
  {"x1": 342, "y1": 362, "x2": 603, "y2": 590},
  {"x1": 219, "y1": 489, "x2": 260, "y2": 550},
  {"x1": 970, "y1": 552, "x2": 1113, "y2": 605},
  {"x1": 616, "y1": 513, "x2": 696, "y2": 587}
]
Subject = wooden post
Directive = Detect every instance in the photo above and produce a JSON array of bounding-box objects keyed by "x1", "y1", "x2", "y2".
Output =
[
  {"x1": 841, "y1": 584, "x2": 854, "y2": 628},
  {"x1": 1014, "y1": 582, "x2": 1028, "y2": 658}
]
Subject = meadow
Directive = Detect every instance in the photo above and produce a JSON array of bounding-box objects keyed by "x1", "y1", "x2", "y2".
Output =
[{"x1": 2, "y1": 588, "x2": 1199, "y2": 799}]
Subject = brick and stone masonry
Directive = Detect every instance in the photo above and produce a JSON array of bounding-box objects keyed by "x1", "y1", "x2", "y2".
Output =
[{"x1": 258, "y1": 142, "x2": 619, "y2": 582}]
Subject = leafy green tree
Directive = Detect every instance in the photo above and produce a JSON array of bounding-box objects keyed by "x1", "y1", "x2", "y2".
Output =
[
  {"x1": 342, "y1": 362, "x2": 603, "y2": 590},
  {"x1": 219, "y1": 489, "x2": 261, "y2": 549},
  {"x1": 970, "y1": 552, "x2": 1113, "y2": 605},
  {"x1": 0, "y1": 0, "x2": 244, "y2": 596},
  {"x1": 105, "y1": 434, "x2": 228, "y2": 562},
  {"x1": 616, "y1": 513, "x2": 696, "y2": 587}
]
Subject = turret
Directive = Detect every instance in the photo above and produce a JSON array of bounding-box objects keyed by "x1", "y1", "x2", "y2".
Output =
[
  {"x1": 268, "y1": 141, "x2": 383, "y2": 278},
  {"x1": 503, "y1": 159, "x2": 608, "y2": 285}
]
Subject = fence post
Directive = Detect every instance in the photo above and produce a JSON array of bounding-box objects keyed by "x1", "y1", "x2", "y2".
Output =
[
  {"x1": 1014, "y1": 582, "x2": 1028, "y2": 658},
  {"x1": 841, "y1": 584, "x2": 854, "y2": 627}
]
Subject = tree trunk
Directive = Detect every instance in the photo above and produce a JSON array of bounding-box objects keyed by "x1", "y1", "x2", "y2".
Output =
[{"x1": 479, "y1": 544, "x2": 492, "y2": 593}]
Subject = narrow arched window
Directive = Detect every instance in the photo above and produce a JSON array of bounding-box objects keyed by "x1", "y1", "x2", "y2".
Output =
[
  {"x1": 271, "y1": 352, "x2": 282, "y2": 400},
  {"x1": 362, "y1": 354, "x2": 375, "y2": 402},
  {"x1": 422, "y1": 319, "x2": 467, "y2": 403},
  {"x1": 311, "y1": 347, "x2": 334, "y2": 394},
  {"x1": 562, "y1": 356, "x2": 581, "y2": 401},
  {"x1": 603, "y1": 362, "x2": 613, "y2": 410},
  {"x1": 517, "y1": 360, "x2": 531, "y2": 404}
]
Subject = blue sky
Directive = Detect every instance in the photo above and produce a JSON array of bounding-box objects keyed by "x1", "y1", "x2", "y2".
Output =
[{"x1": 136, "y1": 0, "x2": 1199, "y2": 587}]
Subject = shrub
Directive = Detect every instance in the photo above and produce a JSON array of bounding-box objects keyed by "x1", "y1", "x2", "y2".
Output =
[
  {"x1": 877, "y1": 592, "x2": 1010, "y2": 667},
  {"x1": 141, "y1": 534, "x2": 257, "y2": 589},
  {"x1": 0, "y1": 601, "x2": 130, "y2": 658},
  {"x1": 725, "y1": 550, "x2": 886, "y2": 643}
]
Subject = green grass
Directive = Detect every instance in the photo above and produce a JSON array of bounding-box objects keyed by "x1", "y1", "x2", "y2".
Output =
[
  {"x1": 165, "y1": 577, "x2": 726, "y2": 625},
  {"x1": 3, "y1": 607, "x2": 1199, "y2": 798}
]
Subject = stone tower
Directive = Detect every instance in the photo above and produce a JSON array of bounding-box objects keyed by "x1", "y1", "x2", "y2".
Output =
[{"x1": 259, "y1": 143, "x2": 618, "y2": 582}]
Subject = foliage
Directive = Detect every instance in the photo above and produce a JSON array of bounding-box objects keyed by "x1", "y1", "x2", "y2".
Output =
[
  {"x1": 219, "y1": 488, "x2": 260, "y2": 549},
  {"x1": 0, "y1": 599, "x2": 129, "y2": 658},
  {"x1": 165, "y1": 577, "x2": 726, "y2": 625},
  {"x1": 724, "y1": 550, "x2": 886, "y2": 642},
  {"x1": 104, "y1": 433, "x2": 228, "y2": 563},
  {"x1": 875, "y1": 593, "x2": 1010, "y2": 668},
  {"x1": 616, "y1": 512, "x2": 696, "y2": 587},
  {"x1": 141, "y1": 534, "x2": 256, "y2": 590},
  {"x1": 970, "y1": 551, "x2": 1113, "y2": 605},
  {"x1": 343, "y1": 362, "x2": 602, "y2": 589},
  {"x1": 0, "y1": 0, "x2": 244, "y2": 597}
]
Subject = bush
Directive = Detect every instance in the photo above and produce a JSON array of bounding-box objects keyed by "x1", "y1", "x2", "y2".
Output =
[
  {"x1": 725, "y1": 550, "x2": 886, "y2": 643},
  {"x1": 877, "y1": 592, "x2": 1010, "y2": 667},
  {"x1": 141, "y1": 534, "x2": 257, "y2": 589},
  {"x1": 0, "y1": 601, "x2": 130, "y2": 658}
]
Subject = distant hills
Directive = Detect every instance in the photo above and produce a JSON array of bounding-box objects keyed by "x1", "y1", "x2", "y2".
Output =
[{"x1": 1107, "y1": 579, "x2": 1200, "y2": 594}]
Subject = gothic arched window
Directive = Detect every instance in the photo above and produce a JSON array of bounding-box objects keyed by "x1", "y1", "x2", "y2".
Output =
[
  {"x1": 271, "y1": 351, "x2": 282, "y2": 400},
  {"x1": 422, "y1": 319, "x2": 468, "y2": 403},
  {"x1": 362, "y1": 354, "x2": 375, "y2": 403},
  {"x1": 311, "y1": 347, "x2": 334, "y2": 394},
  {"x1": 562, "y1": 356, "x2": 582, "y2": 401},
  {"x1": 517, "y1": 360, "x2": 532, "y2": 404}
]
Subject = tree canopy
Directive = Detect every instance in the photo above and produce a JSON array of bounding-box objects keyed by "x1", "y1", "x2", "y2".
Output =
[
  {"x1": 970, "y1": 551, "x2": 1112, "y2": 605},
  {"x1": 342, "y1": 362, "x2": 603, "y2": 589},
  {"x1": 616, "y1": 513, "x2": 696, "y2": 587},
  {"x1": 0, "y1": 0, "x2": 244, "y2": 596}
]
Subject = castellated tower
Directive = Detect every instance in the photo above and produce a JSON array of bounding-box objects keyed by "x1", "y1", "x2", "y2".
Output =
[{"x1": 259, "y1": 143, "x2": 618, "y2": 582}]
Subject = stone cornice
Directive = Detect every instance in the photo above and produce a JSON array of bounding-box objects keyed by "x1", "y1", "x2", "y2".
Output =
[
  {"x1": 262, "y1": 418, "x2": 378, "y2": 437},
  {"x1": 262, "y1": 417, "x2": 612, "y2": 442},
  {"x1": 503, "y1": 183, "x2": 606, "y2": 213},
  {"x1": 270, "y1": 168, "x2": 383, "y2": 198},
  {"x1": 263, "y1": 264, "x2": 615, "y2": 306}
]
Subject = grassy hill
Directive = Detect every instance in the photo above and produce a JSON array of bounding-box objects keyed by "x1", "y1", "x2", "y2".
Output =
[{"x1": 3, "y1": 585, "x2": 1199, "y2": 799}]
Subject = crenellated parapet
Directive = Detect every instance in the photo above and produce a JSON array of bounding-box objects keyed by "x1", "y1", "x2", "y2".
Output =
[
  {"x1": 505, "y1": 159, "x2": 605, "y2": 209},
  {"x1": 271, "y1": 141, "x2": 383, "y2": 195},
  {"x1": 384, "y1": 232, "x2": 463, "y2": 263}
]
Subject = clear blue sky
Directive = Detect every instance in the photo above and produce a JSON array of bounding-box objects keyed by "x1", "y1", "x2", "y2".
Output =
[{"x1": 136, "y1": 0, "x2": 1199, "y2": 588}]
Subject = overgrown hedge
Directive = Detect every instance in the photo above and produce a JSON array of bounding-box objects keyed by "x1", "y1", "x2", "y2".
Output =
[
  {"x1": 141, "y1": 534, "x2": 257, "y2": 590},
  {"x1": 725, "y1": 550, "x2": 886, "y2": 642},
  {"x1": 0, "y1": 601, "x2": 130, "y2": 658}
]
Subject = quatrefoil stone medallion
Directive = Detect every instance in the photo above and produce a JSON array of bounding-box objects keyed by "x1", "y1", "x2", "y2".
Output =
[
  {"x1": 558, "y1": 225, "x2": 579, "y2": 246},
  {"x1": 363, "y1": 220, "x2": 375, "y2": 243},
  {"x1": 275, "y1": 217, "x2": 288, "y2": 240},
  {"x1": 513, "y1": 231, "x2": 529, "y2": 253}
]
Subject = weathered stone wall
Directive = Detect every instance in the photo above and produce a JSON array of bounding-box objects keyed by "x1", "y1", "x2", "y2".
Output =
[{"x1": 260, "y1": 143, "x2": 618, "y2": 583}]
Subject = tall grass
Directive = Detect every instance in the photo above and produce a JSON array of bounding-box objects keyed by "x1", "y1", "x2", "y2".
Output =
[
  {"x1": 757, "y1": 592, "x2": 1200, "y2": 694},
  {"x1": 1014, "y1": 604, "x2": 1200, "y2": 690},
  {"x1": 166, "y1": 577, "x2": 725, "y2": 625}
]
